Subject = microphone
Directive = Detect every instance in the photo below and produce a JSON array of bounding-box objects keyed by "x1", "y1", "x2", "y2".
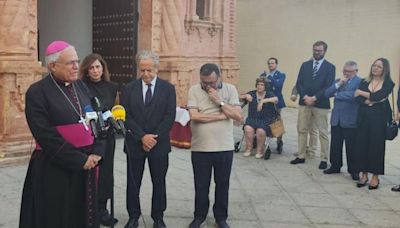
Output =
[
  {"x1": 102, "y1": 110, "x2": 121, "y2": 134},
  {"x1": 84, "y1": 105, "x2": 99, "y2": 138},
  {"x1": 91, "y1": 97, "x2": 107, "y2": 138},
  {"x1": 111, "y1": 105, "x2": 126, "y2": 136}
]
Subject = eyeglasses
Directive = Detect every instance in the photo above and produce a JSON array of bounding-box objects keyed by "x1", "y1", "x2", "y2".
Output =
[
  {"x1": 200, "y1": 79, "x2": 218, "y2": 86},
  {"x1": 56, "y1": 59, "x2": 80, "y2": 67},
  {"x1": 343, "y1": 69, "x2": 357, "y2": 73},
  {"x1": 313, "y1": 49, "x2": 324, "y2": 53}
]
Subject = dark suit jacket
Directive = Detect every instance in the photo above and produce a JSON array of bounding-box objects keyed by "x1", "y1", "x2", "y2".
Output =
[
  {"x1": 325, "y1": 76, "x2": 361, "y2": 128},
  {"x1": 296, "y1": 59, "x2": 335, "y2": 109},
  {"x1": 121, "y1": 77, "x2": 176, "y2": 158}
]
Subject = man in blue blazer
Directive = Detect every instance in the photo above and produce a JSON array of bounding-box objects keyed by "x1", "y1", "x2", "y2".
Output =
[
  {"x1": 291, "y1": 41, "x2": 335, "y2": 169},
  {"x1": 260, "y1": 57, "x2": 286, "y2": 153},
  {"x1": 323, "y1": 61, "x2": 361, "y2": 180},
  {"x1": 121, "y1": 50, "x2": 176, "y2": 228}
]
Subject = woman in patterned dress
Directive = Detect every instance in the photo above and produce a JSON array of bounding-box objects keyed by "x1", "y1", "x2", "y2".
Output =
[{"x1": 240, "y1": 78, "x2": 278, "y2": 158}]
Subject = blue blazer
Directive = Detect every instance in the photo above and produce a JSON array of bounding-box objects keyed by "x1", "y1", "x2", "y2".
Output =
[
  {"x1": 296, "y1": 59, "x2": 335, "y2": 109},
  {"x1": 324, "y1": 76, "x2": 361, "y2": 128},
  {"x1": 121, "y1": 77, "x2": 176, "y2": 158},
  {"x1": 265, "y1": 70, "x2": 286, "y2": 109}
]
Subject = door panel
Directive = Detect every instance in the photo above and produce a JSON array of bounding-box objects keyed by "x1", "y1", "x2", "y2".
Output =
[{"x1": 92, "y1": 0, "x2": 138, "y2": 87}]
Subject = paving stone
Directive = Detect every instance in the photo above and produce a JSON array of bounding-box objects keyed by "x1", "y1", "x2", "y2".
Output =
[{"x1": 3, "y1": 108, "x2": 400, "y2": 228}]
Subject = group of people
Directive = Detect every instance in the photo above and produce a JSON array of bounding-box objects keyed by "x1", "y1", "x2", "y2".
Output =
[
  {"x1": 18, "y1": 39, "x2": 400, "y2": 228},
  {"x1": 241, "y1": 40, "x2": 398, "y2": 192},
  {"x1": 19, "y1": 40, "x2": 241, "y2": 228},
  {"x1": 290, "y1": 41, "x2": 397, "y2": 191}
]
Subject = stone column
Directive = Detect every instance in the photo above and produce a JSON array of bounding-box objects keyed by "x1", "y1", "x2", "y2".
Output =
[
  {"x1": 0, "y1": 0, "x2": 44, "y2": 166},
  {"x1": 186, "y1": 0, "x2": 199, "y2": 20}
]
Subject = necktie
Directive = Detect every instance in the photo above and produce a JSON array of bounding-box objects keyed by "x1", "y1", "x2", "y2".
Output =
[
  {"x1": 312, "y1": 61, "x2": 319, "y2": 80},
  {"x1": 145, "y1": 83, "x2": 152, "y2": 105}
]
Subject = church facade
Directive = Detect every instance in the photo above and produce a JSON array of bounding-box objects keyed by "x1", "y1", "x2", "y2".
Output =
[{"x1": 0, "y1": 0, "x2": 239, "y2": 166}]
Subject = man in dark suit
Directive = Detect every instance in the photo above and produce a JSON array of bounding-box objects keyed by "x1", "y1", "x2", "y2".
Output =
[
  {"x1": 261, "y1": 57, "x2": 286, "y2": 153},
  {"x1": 291, "y1": 41, "x2": 335, "y2": 169},
  {"x1": 121, "y1": 50, "x2": 176, "y2": 228},
  {"x1": 323, "y1": 61, "x2": 361, "y2": 180}
]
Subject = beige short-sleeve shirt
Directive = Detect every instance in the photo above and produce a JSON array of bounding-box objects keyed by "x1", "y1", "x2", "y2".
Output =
[{"x1": 187, "y1": 83, "x2": 240, "y2": 152}]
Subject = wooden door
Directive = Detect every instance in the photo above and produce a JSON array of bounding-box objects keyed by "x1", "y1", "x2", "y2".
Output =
[{"x1": 92, "y1": 0, "x2": 138, "y2": 88}]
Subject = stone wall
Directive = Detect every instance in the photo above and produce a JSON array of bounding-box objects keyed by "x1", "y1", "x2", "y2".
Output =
[
  {"x1": 139, "y1": 0, "x2": 240, "y2": 106},
  {"x1": 236, "y1": 0, "x2": 400, "y2": 105},
  {"x1": 0, "y1": 0, "x2": 44, "y2": 166}
]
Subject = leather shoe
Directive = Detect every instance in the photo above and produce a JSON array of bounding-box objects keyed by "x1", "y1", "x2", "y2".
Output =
[
  {"x1": 189, "y1": 218, "x2": 206, "y2": 228},
  {"x1": 125, "y1": 217, "x2": 139, "y2": 228},
  {"x1": 216, "y1": 220, "x2": 230, "y2": 228},
  {"x1": 323, "y1": 167, "x2": 340, "y2": 174},
  {"x1": 351, "y1": 173, "x2": 360, "y2": 181},
  {"x1": 290, "y1": 157, "x2": 305, "y2": 164},
  {"x1": 99, "y1": 209, "x2": 118, "y2": 227},
  {"x1": 318, "y1": 161, "x2": 327, "y2": 170},
  {"x1": 153, "y1": 219, "x2": 167, "y2": 228},
  {"x1": 392, "y1": 185, "x2": 400, "y2": 192}
]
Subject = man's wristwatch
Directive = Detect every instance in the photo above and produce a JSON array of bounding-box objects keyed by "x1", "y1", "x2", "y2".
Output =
[{"x1": 219, "y1": 101, "x2": 225, "y2": 108}]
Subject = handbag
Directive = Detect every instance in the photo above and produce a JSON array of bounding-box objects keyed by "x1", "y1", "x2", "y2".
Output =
[
  {"x1": 269, "y1": 105, "x2": 285, "y2": 138},
  {"x1": 385, "y1": 90, "x2": 398, "y2": 140}
]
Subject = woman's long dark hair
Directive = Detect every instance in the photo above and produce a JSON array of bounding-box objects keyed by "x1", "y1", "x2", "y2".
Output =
[
  {"x1": 366, "y1": 58, "x2": 392, "y2": 83},
  {"x1": 79, "y1": 53, "x2": 110, "y2": 82}
]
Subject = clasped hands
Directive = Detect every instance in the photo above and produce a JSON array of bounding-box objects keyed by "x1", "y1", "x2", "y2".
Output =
[
  {"x1": 303, "y1": 95, "x2": 316, "y2": 106},
  {"x1": 83, "y1": 154, "x2": 102, "y2": 170},
  {"x1": 142, "y1": 134, "x2": 158, "y2": 152}
]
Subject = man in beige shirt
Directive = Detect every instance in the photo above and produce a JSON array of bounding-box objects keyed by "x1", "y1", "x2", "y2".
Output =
[{"x1": 187, "y1": 63, "x2": 242, "y2": 228}]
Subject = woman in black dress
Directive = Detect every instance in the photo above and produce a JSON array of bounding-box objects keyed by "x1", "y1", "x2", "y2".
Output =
[
  {"x1": 240, "y1": 78, "x2": 278, "y2": 159},
  {"x1": 80, "y1": 54, "x2": 119, "y2": 226},
  {"x1": 353, "y1": 58, "x2": 394, "y2": 190}
]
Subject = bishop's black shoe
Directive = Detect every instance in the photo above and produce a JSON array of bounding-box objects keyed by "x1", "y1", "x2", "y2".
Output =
[{"x1": 99, "y1": 209, "x2": 118, "y2": 227}]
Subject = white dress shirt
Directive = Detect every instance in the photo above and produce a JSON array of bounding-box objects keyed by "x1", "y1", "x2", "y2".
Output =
[{"x1": 142, "y1": 76, "x2": 157, "y2": 103}]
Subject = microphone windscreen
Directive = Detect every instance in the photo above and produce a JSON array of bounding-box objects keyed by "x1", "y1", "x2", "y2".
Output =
[
  {"x1": 102, "y1": 110, "x2": 113, "y2": 120},
  {"x1": 91, "y1": 97, "x2": 102, "y2": 111},
  {"x1": 84, "y1": 105, "x2": 94, "y2": 113},
  {"x1": 112, "y1": 105, "x2": 126, "y2": 121}
]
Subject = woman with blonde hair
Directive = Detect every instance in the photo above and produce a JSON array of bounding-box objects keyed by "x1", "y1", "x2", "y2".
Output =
[{"x1": 353, "y1": 58, "x2": 394, "y2": 190}]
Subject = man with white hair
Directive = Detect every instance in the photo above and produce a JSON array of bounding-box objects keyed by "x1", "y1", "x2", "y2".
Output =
[
  {"x1": 19, "y1": 41, "x2": 105, "y2": 228},
  {"x1": 121, "y1": 50, "x2": 176, "y2": 228},
  {"x1": 323, "y1": 61, "x2": 361, "y2": 180}
]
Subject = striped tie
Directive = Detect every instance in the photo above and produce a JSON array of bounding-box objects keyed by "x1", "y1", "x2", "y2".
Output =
[{"x1": 312, "y1": 61, "x2": 319, "y2": 80}]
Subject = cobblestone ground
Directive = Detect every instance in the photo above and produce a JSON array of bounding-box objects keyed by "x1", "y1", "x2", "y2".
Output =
[{"x1": 2, "y1": 107, "x2": 400, "y2": 228}]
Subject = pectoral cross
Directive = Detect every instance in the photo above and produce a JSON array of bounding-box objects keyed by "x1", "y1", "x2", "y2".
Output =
[{"x1": 79, "y1": 116, "x2": 89, "y2": 131}]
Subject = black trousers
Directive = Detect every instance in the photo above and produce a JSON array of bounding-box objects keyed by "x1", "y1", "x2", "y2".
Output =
[
  {"x1": 126, "y1": 154, "x2": 169, "y2": 220},
  {"x1": 191, "y1": 151, "x2": 233, "y2": 221},
  {"x1": 329, "y1": 125, "x2": 356, "y2": 173},
  {"x1": 98, "y1": 135, "x2": 116, "y2": 210}
]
